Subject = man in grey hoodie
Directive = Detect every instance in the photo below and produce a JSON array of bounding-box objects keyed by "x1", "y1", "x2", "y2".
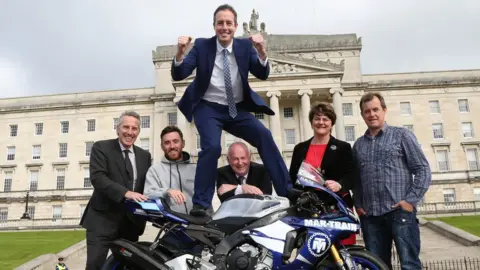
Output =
[
  {"x1": 144, "y1": 125, "x2": 206, "y2": 215},
  {"x1": 144, "y1": 125, "x2": 213, "y2": 251}
]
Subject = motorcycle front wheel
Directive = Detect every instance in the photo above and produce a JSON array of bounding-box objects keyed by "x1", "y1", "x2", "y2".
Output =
[{"x1": 321, "y1": 248, "x2": 390, "y2": 270}]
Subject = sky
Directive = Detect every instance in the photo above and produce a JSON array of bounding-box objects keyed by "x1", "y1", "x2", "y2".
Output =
[{"x1": 0, "y1": 0, "x2": 479, "y2": 99}]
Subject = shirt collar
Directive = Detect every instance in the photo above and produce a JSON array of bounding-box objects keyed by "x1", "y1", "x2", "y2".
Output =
[
  {"x1": 118, "y1": 139, "x2": 133, "y2": 153},
  {"x1": 364, "y1": 122, "x2": 390, "y2": 138},
  {"x1": 216, "y1": 38, "x2": 233, "y2": 54},
  {"x1": 236, "y1": 173, "x2": 248, "y2": 180}
]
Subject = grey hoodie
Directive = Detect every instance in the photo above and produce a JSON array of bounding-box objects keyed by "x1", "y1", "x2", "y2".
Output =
[{"x1": 144, "y1": 151, "x2": 212, "y2": 215}]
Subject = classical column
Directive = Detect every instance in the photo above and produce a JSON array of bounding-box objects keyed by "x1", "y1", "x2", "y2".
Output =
[
  {"x1": 298, "y1": 89, "x2": 313, "y2": 140},
  {"x1": 329, "y1": 87, "x2": 346, "y2": 141},
  {"x1": 173, "y1": 96, "x2": 193, "y2": 152},
  {"x1": 152, "y1": 101, "x2": 164, "y2": 163},
  {"x1": 266, "y1": 91, "x2": 282, "y2": 151}
]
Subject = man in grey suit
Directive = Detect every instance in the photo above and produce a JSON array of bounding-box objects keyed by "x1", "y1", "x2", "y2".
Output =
[{"x1": 80, "y1": 110, "x2": 152, "y2": 270}]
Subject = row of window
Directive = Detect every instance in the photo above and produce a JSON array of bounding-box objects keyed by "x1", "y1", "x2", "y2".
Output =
[
  {"x1": 434, "y1": 148, "x2": 479, "y2": 171},
  {"x1": 399, "y1": 99, "x2": 470, "y2": 115},
  {"x1": 4, "y1": 139, "x2": 150, "y2": 162},
  {"x1": 2, "y1": 167, "x2": 92, "y2": 192},
  {"x1": 341, "y1": 98, "x2": 471, "y2": 117},
  {"x1": 4, "y1": 98, "x2": 473, "y2": 138},
  {"x1": 1, "y1": 147, "x2": 478, "y2": 193},
  {"x1": 439, "y1": 188, "x2": 480, "y2": 206},
  {"x1": 8, "y1": 116, "x2": 153, "y2": 137},
  {"x1": 342, "y1": 122, "x2": 476, "y2": 143},
  {"x1": 0, "y1": 204, "x2": 86, "y2": 221}
]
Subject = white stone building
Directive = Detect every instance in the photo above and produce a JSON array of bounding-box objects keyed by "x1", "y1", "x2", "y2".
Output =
[{"x1": 1, "y1": 12, "x2": 479, "y2": 228}]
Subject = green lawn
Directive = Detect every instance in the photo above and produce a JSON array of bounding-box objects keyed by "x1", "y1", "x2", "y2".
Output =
[
  {"x1": 0, "y1": 230, "x2": 85, "y2": 269},
  {"x1": 429, "y1": 215, "x2": 480, "y2": 237}
]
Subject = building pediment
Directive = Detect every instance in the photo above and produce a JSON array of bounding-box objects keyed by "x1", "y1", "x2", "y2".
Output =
[{"x1": 269, "y1": 52, "x2": 344, "y2": 73}]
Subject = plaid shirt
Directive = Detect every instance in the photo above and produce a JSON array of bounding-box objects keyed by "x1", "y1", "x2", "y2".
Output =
[{"x1": 353, "y1": 123, "x2": 432, "y2": 216}]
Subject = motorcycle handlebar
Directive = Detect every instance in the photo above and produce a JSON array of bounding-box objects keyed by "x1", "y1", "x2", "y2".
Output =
[{"x1": 296, "y1": 195, "x2": 311, "y2": 206}]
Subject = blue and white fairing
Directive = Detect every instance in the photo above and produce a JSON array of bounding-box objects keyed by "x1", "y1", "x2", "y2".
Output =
[
  {"x1": 124, "y1": 198, "x2": 187, "y2": 224},
  {"x1": 243, "y1": 162, "x2": 361, "y2": 268}
]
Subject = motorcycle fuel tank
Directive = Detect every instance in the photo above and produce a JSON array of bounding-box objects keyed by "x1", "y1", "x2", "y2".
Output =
[{"x1": 211, "y1": 194, "x2": 291, "y2": 220}]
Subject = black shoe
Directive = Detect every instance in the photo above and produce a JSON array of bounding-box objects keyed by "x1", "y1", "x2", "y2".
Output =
[{"x1": 190, "y1": 204, "x2": 208, "y2": 217}]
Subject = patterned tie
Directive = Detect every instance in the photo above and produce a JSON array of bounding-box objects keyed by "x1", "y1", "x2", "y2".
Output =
[{"x1": 222, "y1": 49, "x2": 237, "y2": 118}]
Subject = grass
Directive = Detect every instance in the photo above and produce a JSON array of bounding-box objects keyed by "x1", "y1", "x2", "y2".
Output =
[
  {"x1": 428, "y1": 215, "x2": 480, "y2": 237},
  {"x1": 0, "y1": 230, "x2": 85, "y2": 269}
]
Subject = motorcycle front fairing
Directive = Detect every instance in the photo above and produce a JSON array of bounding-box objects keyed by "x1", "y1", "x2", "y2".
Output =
[{"x1": 296, "y1": 162, "x2": 358, "y2": 224}]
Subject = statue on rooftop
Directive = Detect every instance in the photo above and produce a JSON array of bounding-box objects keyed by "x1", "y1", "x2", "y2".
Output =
[
  {"x1": 249, "y1": 9, "x2": 259, "y2": 31},
  {"x1": 243, "y1": 9, "x2": 267, "y2": 36}
]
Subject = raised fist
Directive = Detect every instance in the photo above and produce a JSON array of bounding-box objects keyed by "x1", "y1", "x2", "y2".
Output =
[
  {"x1": 177, "y1": 36, "x2": 192, "y2": 54},
  {"x1": 249, "y1": 34, "x2": 266, "y2": 59}
]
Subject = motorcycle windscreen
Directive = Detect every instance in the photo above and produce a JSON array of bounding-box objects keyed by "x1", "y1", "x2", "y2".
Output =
[{"x1": 296, "y1": 161, "x2": 326, "y2": 189}]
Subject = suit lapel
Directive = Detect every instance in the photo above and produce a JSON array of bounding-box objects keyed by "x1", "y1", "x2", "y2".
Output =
[
  {"x1": 207, "y1": 36, "x2": 217, "y2": 79},
  {"x1": 300, "y1": 138, "x2": 313, "y2": 161},
  {"x1": 133, "y1": 146, "x2": 143, "y2": 192},
  {"x1": 245, "y1": 164, "x2": 254, "y2": 185},
  {"x1": 232, "y1": 39, "x2": 242, "y2": 71},
  {"x1": 226, "y1": 166, "x2": 239, "y2": 184},
  {"x1": 320, "y1": 136, "x2": 337, "y2": 173}
]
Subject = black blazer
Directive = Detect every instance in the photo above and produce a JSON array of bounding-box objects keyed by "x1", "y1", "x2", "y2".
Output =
[
  {"x1": 216, "y1": 162, "x2": 273, "y2": 202},
  {"x1": 80, "y1": 138, "x2": 152, "y2": 237},
  {"x1": 289, "y1": 136, "x2": 355, "y2": 208}
]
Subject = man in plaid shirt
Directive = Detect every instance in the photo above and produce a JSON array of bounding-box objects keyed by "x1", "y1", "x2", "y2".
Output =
[{"x1": 353, "y1": 92, "x2": 432, "y2": 270}]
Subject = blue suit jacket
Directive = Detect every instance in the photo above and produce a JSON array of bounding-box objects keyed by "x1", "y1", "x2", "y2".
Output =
[{"x1": 171, "y1": 36, "x2": 274, "y2": 122}]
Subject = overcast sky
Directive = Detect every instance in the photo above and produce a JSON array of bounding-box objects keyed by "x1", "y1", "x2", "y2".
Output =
[{"x1": 0, "y1": 0, "x2": 479, "y2": 99}]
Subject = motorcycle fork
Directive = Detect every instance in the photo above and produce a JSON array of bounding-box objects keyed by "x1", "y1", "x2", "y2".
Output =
[{"x1": 330, "y1": 245, "x2": 345, "y2": 269}]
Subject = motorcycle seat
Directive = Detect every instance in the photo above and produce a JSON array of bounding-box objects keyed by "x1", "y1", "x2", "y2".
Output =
[{"x1": 159, "y1": 198, "x2": 212, "y2": 225}]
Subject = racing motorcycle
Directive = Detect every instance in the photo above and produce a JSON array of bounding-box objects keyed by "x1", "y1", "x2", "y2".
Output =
[{"x1": 103, "y1": 162, "x2": 388, "y2": 269}]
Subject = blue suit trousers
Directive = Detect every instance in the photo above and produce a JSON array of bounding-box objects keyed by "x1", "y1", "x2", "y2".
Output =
[{"x1": 192, "y1": 100, "x2": 292, "y2": 208}]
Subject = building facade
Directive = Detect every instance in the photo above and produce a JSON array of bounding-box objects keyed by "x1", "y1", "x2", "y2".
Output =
[{"x1": 1, "y1": 11, "x2": 480, "y2": 228}]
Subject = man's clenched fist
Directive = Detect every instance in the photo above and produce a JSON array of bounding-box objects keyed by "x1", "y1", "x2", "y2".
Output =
[
  {"x1": 248, "y1": 33, "x2": 266, "y2": 60},
  {"x1": 176, "y1": 36, "x2": 192, "y2": 62}
]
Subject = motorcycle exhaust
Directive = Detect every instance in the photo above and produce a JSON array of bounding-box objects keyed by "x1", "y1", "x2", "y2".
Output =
[{"x1": 109, "y1": 239, "x2": 172, "y2": 270}]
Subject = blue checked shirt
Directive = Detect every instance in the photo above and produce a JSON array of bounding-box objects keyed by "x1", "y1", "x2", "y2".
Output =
[{"x1": 353, "y1": 123, "x2": 432, "y2": 216}]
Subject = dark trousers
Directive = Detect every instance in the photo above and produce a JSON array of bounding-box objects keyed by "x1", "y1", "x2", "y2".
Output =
[
  {"x1": 192, "y1": 100, "x2": 291, "y2": 208},
  {"x1": 85, "y1": 218, "x2": 139, "y2": 270},
  {"x1": 360, "y1": 208, "x2": 421, "y2": 270}
]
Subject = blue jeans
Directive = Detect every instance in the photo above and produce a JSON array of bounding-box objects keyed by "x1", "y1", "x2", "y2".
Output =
[{"x1": 360, "y1": 208, "x2": 421, "y2": 270}]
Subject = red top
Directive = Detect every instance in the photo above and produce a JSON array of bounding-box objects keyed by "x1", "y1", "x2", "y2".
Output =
[{"x1": 305, "y1": 144, "x2": 327, "y2": 169}]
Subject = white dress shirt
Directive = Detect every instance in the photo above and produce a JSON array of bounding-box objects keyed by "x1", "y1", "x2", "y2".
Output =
[
  {"x1": 234, "y1": 173, "x2": 248, "y2": 195},
  {"x1": 175, "y1": 38, "x2": 268, "y2": 106}
]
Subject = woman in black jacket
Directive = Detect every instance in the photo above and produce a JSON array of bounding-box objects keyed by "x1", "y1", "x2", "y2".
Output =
[{"x1": 289, "y1": 102, "x2": 356, "y2": 245}]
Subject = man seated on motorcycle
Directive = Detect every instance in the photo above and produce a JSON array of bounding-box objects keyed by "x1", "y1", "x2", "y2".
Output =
[
  {"x1": 144, "y1": 125, "x2": 213, "y2": 215},
  {"x1": 216, "y1": 142, "x2": 273, "y2": 202},
  {"x1": 144, "y1": 125, "x2": 213, "y2": 252}
]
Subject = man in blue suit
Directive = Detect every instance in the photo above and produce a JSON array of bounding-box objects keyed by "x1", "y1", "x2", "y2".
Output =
[{"x1": 171, "y1": 4, "x2": 291, "y2": 216}]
